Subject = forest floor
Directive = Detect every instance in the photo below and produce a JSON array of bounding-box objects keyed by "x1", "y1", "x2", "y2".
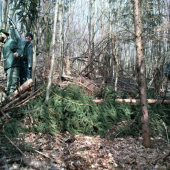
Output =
[
  {"x1": 1, "y1": 131, "x2": 170, "y2": 170},
  {"x1": 1, "y1": 68, "x2": 170, "y2": 169}
]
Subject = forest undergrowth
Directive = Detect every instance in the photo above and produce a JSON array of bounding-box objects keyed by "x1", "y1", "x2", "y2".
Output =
[
  {"x1": 1, "y1": 83, "x2": 170, "y2": 142},
  {"x1": 1, "y1": 84, "x2": 170, "y2": 169}
]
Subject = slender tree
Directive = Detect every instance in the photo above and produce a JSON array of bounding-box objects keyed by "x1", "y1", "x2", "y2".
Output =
[
  {"x1": 59, "y1": 0, "x2": 64, "y2": 78},
  {"x1": 46, "y1": 0, "x2": 60, "y2": 101},
  {"x1": 0, "y1": 0, "x2": 3, "y2": 29},
  {"x1": 3, "y1": 0, "x2": 9, "y2": 29},
  {"x1": 132, "y1": 0, "x2": 151, "y2": 147},
  {"x1": 88, "y1": 0, "x2": 95, "y2": 79}
]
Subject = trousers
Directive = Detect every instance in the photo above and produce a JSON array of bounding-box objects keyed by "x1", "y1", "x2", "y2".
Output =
[
  {"x1": 20, "y1": 60, "x2": 32, "y2": 85},
  {"x1": 6, "y1": 67, "x2": 20, "y2": 95}
]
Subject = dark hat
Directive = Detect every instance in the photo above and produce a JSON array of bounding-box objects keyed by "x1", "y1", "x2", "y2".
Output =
[
  {"x1": 0, "y1": 29, "x2": 9, "y2": 36},
  {"x1": 25, "y1": 32, "x2": 33, "y2": 40}
]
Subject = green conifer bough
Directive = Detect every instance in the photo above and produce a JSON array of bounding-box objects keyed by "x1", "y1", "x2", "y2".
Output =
[{"x1": 1, "y1": 84, "x2": 170, "y2": 140}]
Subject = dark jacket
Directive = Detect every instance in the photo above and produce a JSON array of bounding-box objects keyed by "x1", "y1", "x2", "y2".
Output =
[
  {"x1": 2, "y1": 38, "x2": 22, "y2": 71},
  {"x1": 22, "y1": 42, "x2": 33, "y2": 68},
  {"x1": 10, "y1": 26, "x2": 33, "y2": 68}
]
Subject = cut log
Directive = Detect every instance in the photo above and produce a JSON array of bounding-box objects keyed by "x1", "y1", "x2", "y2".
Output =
[
  {"x1": 115, "y1": 99, "x2": 170, "y2": 104},
  {"x1": 92, "y1": 99, "x2": 103, "y2": 103},
  {"x1": 1, "y1": 79, "x2": 33, "y2": 108},
  {"x1": 7, "y1": 79, "x2": 33, "y2": 101},
  {"x1": 2, "y1": 92, "x2": 28, "y2": 111},
  {"x1": 92, "y1": 98, "x2": 170, "y2": 104}
]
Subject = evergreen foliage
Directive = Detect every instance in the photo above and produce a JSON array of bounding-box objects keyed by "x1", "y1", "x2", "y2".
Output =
[{"x1": 1, "y1": 84, "x2": 170, "y2": 142}]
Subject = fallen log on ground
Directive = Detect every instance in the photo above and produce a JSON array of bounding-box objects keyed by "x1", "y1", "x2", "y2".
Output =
[
  {"x1": 0, "y1": 79, "x2": 33, "y2": 109},
  {"x1": 5, "y1": 88, "x2": 44, "y2": 112},
  {"x1": 116, "y1": 99, "x2": 170, "y2": 104},
  {"x1": 2, "y1": 92, "x2": 28, "y2": 111},
  {"x1": 92, "y1": 98, "x2": 170, "y2": 104},
  {"x1": 7, "y1": 79, "x2": 33, "y2": 101}
]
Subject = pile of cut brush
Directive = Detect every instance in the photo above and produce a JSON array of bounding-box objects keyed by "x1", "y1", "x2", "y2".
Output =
[
  {"x1": 8, "y1": 82, "x2": 137, "y2": 136},
  {"x1": 1, "y1": 80, "x2": 170, "y2": 137},
  {"x1": 1, "y1": 80, "x2": 170, "y2": 169},
  {"x1": 0, "y1": 79, "x2": 35, "y2": 116}
]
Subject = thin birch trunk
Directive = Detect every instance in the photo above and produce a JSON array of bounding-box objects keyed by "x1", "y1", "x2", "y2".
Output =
[
  {"x1": 88, "y1": 0, "x2": 95, "y2": 80},
  {"x1": 59, "y1": 0, "x2": 64, "y2": 79},
  {"x1": 46, "y1": 0, "x2": 59, "y2": 101},
  {"x1": 32, "y1": 31, "x2": 37, "y2": 92}
]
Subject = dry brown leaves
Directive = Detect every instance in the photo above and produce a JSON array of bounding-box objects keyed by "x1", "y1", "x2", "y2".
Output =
[{"x1": 1, "y1": 132, "x2": 170, "y2": 170}]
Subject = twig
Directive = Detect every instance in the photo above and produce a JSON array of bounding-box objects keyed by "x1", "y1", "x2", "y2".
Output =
[
  {"x1": 27, "y1": 149, "x2": 63, "y2": 166},
  {"x1": 120, "y1": 65, "x2": 138, "y2": 86},
  {"x1": 2, "y1": 92, "x2": 28, "y2": 111},
  {"x1": 18, "y1": 91, "x2": 44, "y2": 106},
  {"x1": 5, "y1": 91, "x2": 44, "y2": 111},
  {"x1": 4, "y1": 135, "x2": 24, "y2": 155},
  {"x1": 77, "y1": 81, "x2": 93, "y2": 94},
  {"x1": 34, "y1": 150, "x2": 52, "y2": 160},
  {"x1": 163, "y1": 151, "x2": 170, "y2": 161},
  {"x1": 154, "y1": 150, "x2": 170, "y2": 163},
  {"x1": 79, "y1": 58, "x2": 96, "y2": 75},
  {"x1": 0, "y1": 109, "x2": 5, "y2": 117},
  {"x1": 83, "y1": 68, "x2": 94, "y2": 77},
  {"x1": 3, "y1": 88, "x2": 42, "y2": 112},
  {"x1": 12, "y1": 88, "x2": 42, "y2": 108},
  {"x1": 0, "y1": 118, "x2": 6, "y2": 134}
]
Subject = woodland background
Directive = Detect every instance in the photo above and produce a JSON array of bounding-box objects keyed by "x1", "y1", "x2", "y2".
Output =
[{"x1": 0, "y1": 0, "x2": 170, "y2": 169}]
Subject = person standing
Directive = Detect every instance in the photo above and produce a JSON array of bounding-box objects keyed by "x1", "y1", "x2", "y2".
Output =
[
  {"x1": 20, "y1": 32, "x2": 33, "y2": 85},
  {"x1": 0, "y1": 29, "x2": 22, "y2": 95},
  {"x1": 9, "y1": 20, "x2": 33, "y2": 85}
]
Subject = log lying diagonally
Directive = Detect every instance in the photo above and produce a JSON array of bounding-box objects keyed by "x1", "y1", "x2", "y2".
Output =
[
  {"x1": 0, "y1": 79, "x2": 34, "y2": 116},
  {"x1": 7, "y1": 79, "x2": 33, "y2": 101}
]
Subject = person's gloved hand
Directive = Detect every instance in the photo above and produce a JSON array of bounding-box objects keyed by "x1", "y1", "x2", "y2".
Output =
[{"x1": 8, "y1": 18, "x2": 13, "y2": 26}]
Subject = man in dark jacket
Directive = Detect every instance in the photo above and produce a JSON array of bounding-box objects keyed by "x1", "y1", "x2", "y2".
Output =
[
  {"x1": 0, "y1": 29, "x2": 22, "y2": 95},
  {"x1": 9, "y1": 24, "x2": 33, "y2": 85}
]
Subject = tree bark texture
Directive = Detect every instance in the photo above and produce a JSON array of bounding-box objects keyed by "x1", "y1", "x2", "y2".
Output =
[
  {"x1": 46, "y1": 0, "x2": 59, "y2": 101},
  {"x1": 32, "y1": 31, "x2": 37, "y2": 91},
  {"x1": 88, "y1": 0, "x2": 95, "y2": 80},
  {"x1": 6, "y1": 79, "x2": 33, "y2": 101},
  {"x1": 3, "y1": 0, "x2": 9, "y2": 30},
  {"x1": 59, "y1": 0, "x2": 64, "y2": 78},
  {"x1": 132, "y1": 0, "x2": 151, "y2": 147},
  {"x1": 115, "y1": 99, "x2": 170, "y2": 104}
]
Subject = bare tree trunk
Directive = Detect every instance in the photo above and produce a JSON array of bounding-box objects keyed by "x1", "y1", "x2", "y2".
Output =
[
  {"x1": 88, "y1": 0, "x2": 95, "y2": 80},
  {"x1": 46, "y1": 0, "x2": 59, "y2": 101},
  {"x1": 132, "y1": 0, "x2": 151, "y2": 148},
  {"x1": 0, "y1": 0, "x2": 2, "y2": 29},
  {"x1": 114, "y1": 53, "x2": 120, "y2": 91},
  {"x1": 65, "y1": 43, "x2": 71, "y2": 75},
  {"x1": 59, "y1": 0, "x2": 64, "y2": 79},
  {"x1": 3, "y1": 0, "x2": 9, "y2": 30},
  {"x1": 32, "y1": 31, "x2": 37, "y2": 91}
]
